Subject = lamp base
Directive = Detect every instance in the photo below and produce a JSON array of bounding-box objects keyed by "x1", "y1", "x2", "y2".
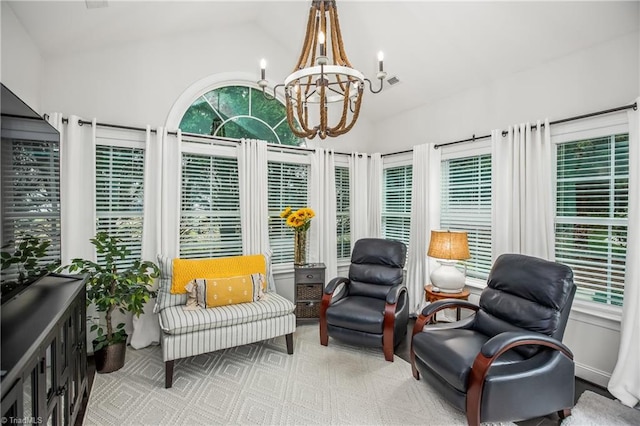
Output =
[{"x1": 430, "y1": 260, "x2": 465, "y2": 293}]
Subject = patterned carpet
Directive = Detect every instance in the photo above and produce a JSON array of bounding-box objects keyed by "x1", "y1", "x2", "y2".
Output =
[{"x1": 83, "y1": 324, "x2": 483, "y2": 425}]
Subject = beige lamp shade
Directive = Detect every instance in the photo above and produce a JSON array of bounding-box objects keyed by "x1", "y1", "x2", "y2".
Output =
[{"x1": 427, "y1": 230, "x2": 470, "y2": 260}]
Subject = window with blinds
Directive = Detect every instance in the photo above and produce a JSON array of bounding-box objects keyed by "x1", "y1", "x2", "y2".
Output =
[
  {"x1": 555, "y1": 134, "x2": 628, "y2": 306},
  {"x1": 440, "y1": 154, "x2": 492, "y2": 279},
  {"x1": 268, "y1": 161, "x2": 309, "y2": 264},
  {"x1": 95, "y1": 145, "x2": 145, "y2": 268},
  {"x1": 335, "y1": 166, "x2": 351, "y2": 259},
  {"x1": 180, "y1": 154, "x2": 242, "y2": 259},
  {"x1": 1, "y1": 139, "x2": 61, "y2": 271},
  {"x1": 382, "y1": 165, "x2": 412, "y2": 247}
]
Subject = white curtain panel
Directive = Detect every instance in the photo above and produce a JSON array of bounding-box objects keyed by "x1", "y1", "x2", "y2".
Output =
[
  {"x1": 608, "y1": 98, "x2": 640, "y2": 408},
  {"x1": 59, "y1": 116, "x2": 96, "y2": 265},
  {"x1": 56, "y1": 116, "x2": 103, "y2": 354},
  {"x1": 309, "y1": 148, "x2": 338, "y2": 279},
  {"x1": 524, "y1": 120, "x2": 554, "y2": 258},
  {"x1": 406, "y1": 143, "x2": 441, "y2": 314},
  {"x1": 368, "y1": 153, "x2": 383, "y2": 237},
  {"x1": 132, "y1": 126, "x2": 163, "y2": 349},
  {"x1": 132, "y1": 128, "x2": 180, "y2": 349},
  {"x1": 491, "y1": 119, "x2": 553, "y2": 260},
  {"x1": 239, "y1": 139, "x2": 269, "y2": 255},
  {"x1": 160, "y1": 128, "x2": 181, "y2": 258},
  {"x1": 141, "y1": 125, "x2": 162, "y2": 263},
  {"x1": 349, "y1": 153, "x2": 370, "y2": 243}
]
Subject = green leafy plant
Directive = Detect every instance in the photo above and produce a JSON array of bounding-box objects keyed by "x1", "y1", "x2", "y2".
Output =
[
  {"x1": 1, "y1": 235, "x2": 59, "y2": 285},
  {"x1": 62, "y1": 232, "x2": 159, "y2": 351}
]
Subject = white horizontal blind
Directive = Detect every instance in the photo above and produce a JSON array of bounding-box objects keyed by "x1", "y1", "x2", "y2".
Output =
[
  {"x1": 1, "y1": 139, "x2": 61, "y2": 276},
  {"x1": 267, "y1": 161, "x2": 309, "y2": 264},
  {"x1": 440, "y1": 154, "x2": 492, "y2": 279},
  {"x1": 95, "y1": 144, "x2": 144, "y2": 268},
  {"x1": 555, "y1": 133, "x2": 628, "y2": 306},
  {"x1": 180, "y1": 154, "x2": 242, "y2": 259},
  {"x1": 335, "y1": 166, "x2": 351, "y2": 259},
  {"x1": 382, "y1": 165, "x2": 412, "y2": 247}
]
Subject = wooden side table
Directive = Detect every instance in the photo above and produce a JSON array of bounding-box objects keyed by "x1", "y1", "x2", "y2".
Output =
[{"x1": 424, "y1": 285, "x2": 470, "y2": 321}]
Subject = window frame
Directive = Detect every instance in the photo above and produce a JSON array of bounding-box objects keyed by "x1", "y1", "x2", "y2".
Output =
[
  {"x1": 440, "y1": 151, "x2": 493, "y2": 281},
  {"x1": 551, "y1": 113, "x2": 629, "y2": 319},
  {"x1": 179, "y1": 137, "x2": 242, "y2": 259},
  {"x1": 176, "y1": 82, "x2": 303, "y2": 146},
  {"x1": 94, "y1": 128, "x2": 146, "y2": 269},
  {"x1": 440, "y1": 140, "x2": 493, "y2": 288},
  {"x1": 267, "y1": 150, "x2": 312, "y2": 270},
  {"x1": 381, "y1": 153, "x2": 413, "y2": 250},
  {"x1": 335, "y1": 155, "x2": 351, "y2": 262}
]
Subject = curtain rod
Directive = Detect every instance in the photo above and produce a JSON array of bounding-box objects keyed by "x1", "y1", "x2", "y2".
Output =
[
  {"x1": 57, "y1": 117, "x2": 357, "y2": 156},
  {"x1": 60, "y1": 99, "x2": 636, "y2": 157},
  {"x1": 60, "y1": 117, "x2": 157, "y2": 133},
  {"x1": 431, "y1": 101, "x2": 638, "y2": 150},
  {"x1": 381, "y1": 101, "x2": 637, "y2": 156}
]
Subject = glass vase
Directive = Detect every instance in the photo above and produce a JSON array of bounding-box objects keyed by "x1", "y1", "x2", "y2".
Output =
[{"x1": 294, "y1": 230, "x2": 308, "y2": 266}]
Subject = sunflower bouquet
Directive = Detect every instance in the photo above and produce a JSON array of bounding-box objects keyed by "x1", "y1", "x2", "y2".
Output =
[{"x1": 280, "y1": 207, "x2": 315, "y2": 232}]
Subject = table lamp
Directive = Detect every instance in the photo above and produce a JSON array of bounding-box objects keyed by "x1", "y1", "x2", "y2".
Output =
[{"x1": 427, "y1": 230, "x2": 470, "y2": 293}]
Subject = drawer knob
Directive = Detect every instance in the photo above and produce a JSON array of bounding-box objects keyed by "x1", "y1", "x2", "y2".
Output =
[{"x1": 306, "y1": 274, "x2": 314, "y2": 279}]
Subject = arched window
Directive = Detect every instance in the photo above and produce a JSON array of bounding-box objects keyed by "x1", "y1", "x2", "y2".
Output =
[{"x1": 179, "y1": 85, "x2": 302, "y2": 146}]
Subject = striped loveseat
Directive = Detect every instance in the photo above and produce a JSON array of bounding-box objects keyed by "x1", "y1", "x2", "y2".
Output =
[{"x1": 154, "y1": 254, "x2": 296, "y2": 388}]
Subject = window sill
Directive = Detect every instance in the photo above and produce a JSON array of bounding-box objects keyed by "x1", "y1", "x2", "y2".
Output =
[
  {"x1": 273, "y1": 263, "x2": 295, "y2": 275},
  {"x1": 570, "y1": 299, "x2": 622, "y2": 324},
  {"x1": 462, "y1": 276, "x2": 622, "y2": 325},
  {"x1": 464, "y1": 277, "x2": 487, "y2": 291}
]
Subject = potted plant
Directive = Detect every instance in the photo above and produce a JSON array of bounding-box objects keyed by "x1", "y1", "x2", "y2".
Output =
[{"x1": 63, "y1": 232, "x2": 159, "y2": 373}]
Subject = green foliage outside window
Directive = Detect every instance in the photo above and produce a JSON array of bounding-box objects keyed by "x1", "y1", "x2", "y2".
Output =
[{"x1": 179, "y1": 85, "x2": 302, "y2": 146}]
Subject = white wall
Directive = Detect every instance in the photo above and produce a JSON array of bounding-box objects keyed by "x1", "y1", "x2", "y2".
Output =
[
  {"x1": 33, "y1": 20, "x2": 372, "y2": 150},
  {"x1": 1, "y1": 2, "x2": 43, "y2": 111},
  {"x1": 367, "y1": 32, "x2": 640, "y2": 154}
]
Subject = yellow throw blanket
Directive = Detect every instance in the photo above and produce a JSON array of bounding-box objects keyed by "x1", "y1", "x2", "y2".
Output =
[{"x1": 171, "y1": 254, "x2": 266, "y2": 294}]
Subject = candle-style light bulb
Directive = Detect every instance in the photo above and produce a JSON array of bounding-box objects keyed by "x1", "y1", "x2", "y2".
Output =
[
  {"x1": 377, "y1": 51, "x2": 384, "y2": 72},
  {"x1": 260, "y1": 58, "x2": 267, "y2": 80},
  {"x1": 318, "y1": 31, "x2": 326, "y2": 56}
]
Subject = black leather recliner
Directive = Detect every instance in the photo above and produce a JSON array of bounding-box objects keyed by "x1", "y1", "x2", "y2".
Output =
[
  {"x1": 411, "y1": 253, "x2": 577, "y2": 426},
  {"x1": 320, "y1": 238, "x2": 408, "y2": 361}
]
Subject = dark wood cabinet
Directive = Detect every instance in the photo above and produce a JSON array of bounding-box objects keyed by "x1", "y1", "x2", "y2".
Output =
[
  {"x1": 294, "y1": 263, "x2": 326, "y2": 320},
  {"x1": 1, "y1": 274, "x2": 87, "y2": 425}
]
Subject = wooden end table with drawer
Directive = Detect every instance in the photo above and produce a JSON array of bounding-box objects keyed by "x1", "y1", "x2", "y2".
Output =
[{"x1": 294, "y1": 263, "x2": 326, "y2": 321}]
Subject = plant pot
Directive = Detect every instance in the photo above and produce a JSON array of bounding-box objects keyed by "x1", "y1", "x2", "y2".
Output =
[{"x1": 93, "y1": 339, "x2": 127, "y2": 374}]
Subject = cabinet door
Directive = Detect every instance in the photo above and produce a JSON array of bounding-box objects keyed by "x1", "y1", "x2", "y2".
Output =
[
  {"x1": 56, "y1": 313, "x2": 72, "y2": 426},
  {"x1": 1, "y1": 378, "x2": 23, "y2": 424},
  {"x1": 69, "y1": 295, "x2": 87, "y2": 424},
  {"x1": 42, "y1": 334, "x2": 59, "y2": 426},
  {"x1": 23, "y1": 355, "x2": 41, "y2": 425}
]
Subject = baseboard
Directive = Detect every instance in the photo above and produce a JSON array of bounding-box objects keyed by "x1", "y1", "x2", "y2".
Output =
[{"x1": 576, "y1": 361, "x2": 611, "y2": 388}]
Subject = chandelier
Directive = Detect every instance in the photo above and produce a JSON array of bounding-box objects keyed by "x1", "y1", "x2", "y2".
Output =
[{"x1": 257, "y1": 0, "x2": 387, "y2": 140}]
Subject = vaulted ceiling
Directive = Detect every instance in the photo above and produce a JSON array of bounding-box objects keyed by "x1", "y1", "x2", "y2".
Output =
[{"x1": 7, "y1": 1, "x2": 640, "y2": 122}]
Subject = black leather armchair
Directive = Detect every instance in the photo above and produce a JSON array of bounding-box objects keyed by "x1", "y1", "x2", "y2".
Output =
[
  {"x1": 411, "y1": 253, "x2": 576, "y2": 425},
  {"x1": 320, "y1": 238, "x2": 408, "y2": 361}
]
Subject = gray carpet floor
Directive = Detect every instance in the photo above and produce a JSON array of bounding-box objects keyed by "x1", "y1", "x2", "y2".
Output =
[
  {"x1": 83, "y1": 325, "x2": 508, "y2": 425},
  {"x1": 82, "y1": 323, "x2": 639, "y2": 425}
]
